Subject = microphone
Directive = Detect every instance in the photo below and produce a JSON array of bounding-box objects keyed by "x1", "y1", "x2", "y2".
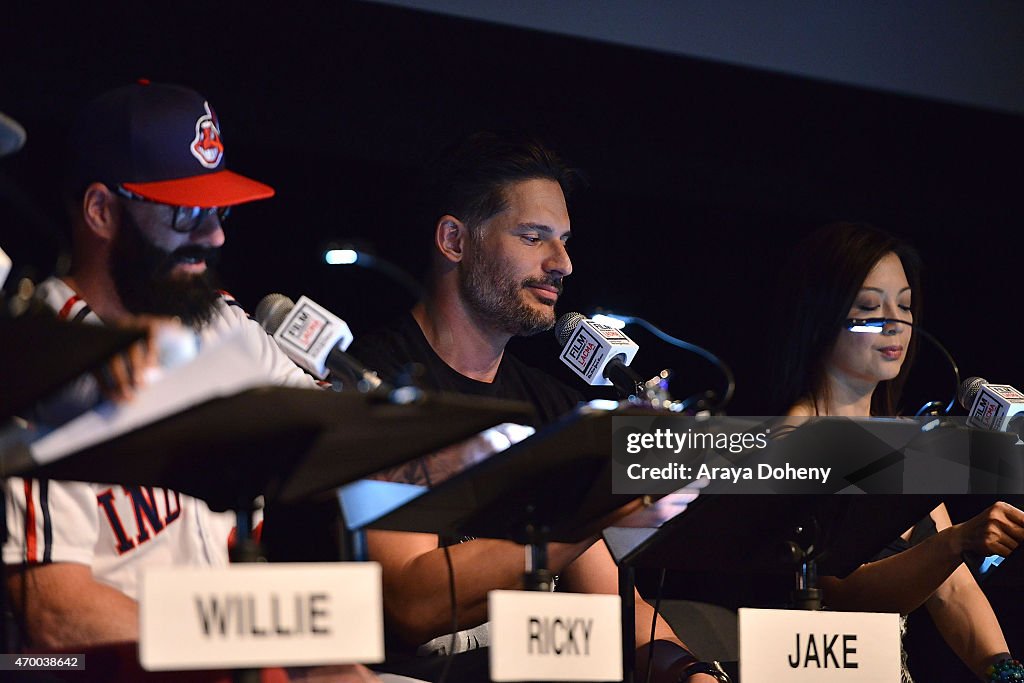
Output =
[
  {"x1": 0, "y1": 245, "x2": 11, "y2": 290},
  {"x1": 253, "y1": 293, "x2": 384, "y2": 390},
  {"x1": 958, "y1": 376, "x2": 1024, "y2": 434},
  {"x1": 555, "y1": 312, "x2": 644, "y2": 398},
  {"x1": 0, "y1": 111, "x2": 27, "y2": 158}
]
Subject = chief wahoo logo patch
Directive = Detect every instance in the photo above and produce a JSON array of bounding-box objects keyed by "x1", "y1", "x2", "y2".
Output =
[{"x1": 190, "y1": 102, "x2": 224, "y2": 169}]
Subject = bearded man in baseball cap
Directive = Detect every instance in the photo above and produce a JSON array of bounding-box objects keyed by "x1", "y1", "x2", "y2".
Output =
[
  {"x1": 3, "y1": 81, "x2": 318, "y2": 656},
  {"x1": 61, "y1": 79, "x2": 276, "y2": 327}
]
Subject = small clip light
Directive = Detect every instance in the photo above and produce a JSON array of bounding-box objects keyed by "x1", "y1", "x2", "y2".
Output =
[
  {"x1": 846, "y1": 317, "x2": 914, "y2": 333},
  {"x1": 324, "y1": 248, "x2": 359, "y2": 265},
  {"x1": 590, "y1": 312, "x2": 628, "y2": 329},
  {"x1": 845, "y1": 318, "x2": 887, "y2": 334}
]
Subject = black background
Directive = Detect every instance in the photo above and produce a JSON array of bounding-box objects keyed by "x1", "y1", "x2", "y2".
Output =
[
  {"x1": 1, "y1": 2, "x2": 1022, "y2": 674},
  {"x1": 2, "y1": 1, "x2": 1021, "y2": 415}
]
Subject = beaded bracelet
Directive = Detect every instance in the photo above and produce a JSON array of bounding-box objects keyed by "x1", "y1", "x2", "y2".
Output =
[{"x1": 986, "y1": 658, "x2": 1024, "y2": 682}]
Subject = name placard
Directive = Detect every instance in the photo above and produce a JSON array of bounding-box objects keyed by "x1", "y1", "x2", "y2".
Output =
[
  {"x1": 489, "y1": 590, "x2": 621, "y2": 681},
  {"x1": 139, "y1": 563, "x2": 383, "y2": 671},
  {"x1": 739, "y1": 608, "x2": 900, "y2": 682}
]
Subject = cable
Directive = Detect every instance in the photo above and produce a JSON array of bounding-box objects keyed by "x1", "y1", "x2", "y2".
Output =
[
  {"x1": 323, "y1": 245, "x2": 425, "y2": 300},
  {"x1": 910, "y1": 324, "x2": 961, "y2": 415},
  {"x1": 418, "y1": 458, "x2": 459, "y2": 683},
  {"x1": 437, "y1": 542, "x2": 459, "y2": 683},
  {"x1": 845, "y1": 318, "x2": 961, "y2": 415},
  {"x1": 597, "y1": 312, "x2": 736, "y2": 413},
  {"x1": 644, "y1": 568, "x2": 668, "y2": 683},
  {"x1": 913, "y1": 400, "x2": 945, "y2": 417}
]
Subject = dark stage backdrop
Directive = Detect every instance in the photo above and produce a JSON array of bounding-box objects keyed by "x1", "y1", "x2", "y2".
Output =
[
  {"x1": 3, "y1": 5, "x2": 1023, "y2": 679},
  {"x1": 2, "y1": 1, "x2": 1021, "y2": 415}
]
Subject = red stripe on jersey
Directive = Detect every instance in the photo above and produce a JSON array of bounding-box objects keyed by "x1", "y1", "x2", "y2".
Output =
[
  {"x1": 57, "y1": 295, "x2": 83, "y2": 320},
  {"x1": 227, "y1": 520, "x2": 263, "y2": 550},
  {"x1": 23, "y1": 480, "x2": 38, "y2": 563}
]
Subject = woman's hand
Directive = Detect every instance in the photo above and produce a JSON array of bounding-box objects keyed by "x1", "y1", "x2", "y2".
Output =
[{"x1": 948, "y1": 502, "x2": 1024, "y2": 557}]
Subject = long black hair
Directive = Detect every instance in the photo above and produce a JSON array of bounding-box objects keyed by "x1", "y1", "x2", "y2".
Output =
[{"x1": 772, "y1": 222, "x2": 923, "y2": 416}]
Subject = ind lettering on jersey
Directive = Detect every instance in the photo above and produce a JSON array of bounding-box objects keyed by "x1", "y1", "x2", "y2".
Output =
[{"x1": 97, "y1": 487, "x2": 183, "y2": 554}]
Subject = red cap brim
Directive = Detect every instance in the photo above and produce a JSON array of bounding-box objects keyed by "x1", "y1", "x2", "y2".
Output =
[{"x1": 122, "y1": 170, "x2": 274, "y2": 208}]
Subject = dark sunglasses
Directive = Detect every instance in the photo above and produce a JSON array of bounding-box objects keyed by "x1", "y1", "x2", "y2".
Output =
[{"x1": 115, "y1": 185, "x2": 231, "y2": 234}]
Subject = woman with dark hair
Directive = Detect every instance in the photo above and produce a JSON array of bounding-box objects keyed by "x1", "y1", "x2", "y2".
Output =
[
  {"x1": 773, "y1": 222, "x2": 1024, "y2": 682},
  {"x1": 774, "y1": 222, "x2": 923, "y2": 417}
]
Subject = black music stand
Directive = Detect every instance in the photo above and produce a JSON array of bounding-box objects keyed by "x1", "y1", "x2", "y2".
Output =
[
  {"x1": 15, "y1": 387, "x2": 531, "y2": 510},
  {"x1": 7, "y1": 386, "x2": 531, "y2": 683},
  {"x1": 603, "y1": 494, "x2": 940, "y2": 683},
  {"x1": 602, "y1": 415, "x2": 984, "y2": 683},
  {"x1": 365, "y1": 406, "x2": 658, "y2": 578},
  {"x1": 0, "y1": 313, "x2": 143, "y2": 662},
  {"x1": 606, "y1": 494, "x2": 942, "y2": 581},
  {"x1": 11, "y1": 387, "x2": 532, "y2": 566},
  {"x1": 362, "y1": 405, "x2": 659, "y2": 683}
]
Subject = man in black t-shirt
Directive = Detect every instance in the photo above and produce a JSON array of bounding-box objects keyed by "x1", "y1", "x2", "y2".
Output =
[
  {"x1": 352, "y1": 133, "x2": 723, "y2": 683},
  {"x1": 351, "y1": 311, "x2": 580, "y2": 427}
]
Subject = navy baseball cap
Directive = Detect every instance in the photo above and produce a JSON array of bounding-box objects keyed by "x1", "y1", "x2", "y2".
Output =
[{"x1": 67, "y1": 80, "x2": 274, "y2": 208}]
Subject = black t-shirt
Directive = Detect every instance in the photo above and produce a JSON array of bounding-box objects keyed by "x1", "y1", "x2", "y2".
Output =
[
  {"x1": 350, "y1": 314, "x2": 583, "y2": 681},
  {"x1": 349, "y1": 312, "x2": 582, "y2": 428}
]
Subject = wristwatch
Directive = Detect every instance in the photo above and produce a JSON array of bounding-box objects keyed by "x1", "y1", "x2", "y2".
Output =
[{"x1": 681, "y1": 660, "x2": 732, "y2": 682}]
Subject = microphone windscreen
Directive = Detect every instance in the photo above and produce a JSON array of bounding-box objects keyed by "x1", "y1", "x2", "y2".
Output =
[
  {"x1": 554, "y1": 311, "x2": 585, "y2": 348},
  {"x1": 254, "y1": 293, "x2": 294, "y2": 334},
  {"x1": 0, "y1": 111, "x2": 27, "y2": 157},
  {"x1": 958, "y1": 376, "x2": 988, "y2": 410}
]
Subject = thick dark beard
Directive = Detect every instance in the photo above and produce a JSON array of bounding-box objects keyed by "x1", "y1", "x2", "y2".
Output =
[
  {"x1": 110, "y1": 204, "x2": 221, "y2": 327},
  {"x1": 458, "y1": 238, "x2": 562, "y2": 337}
]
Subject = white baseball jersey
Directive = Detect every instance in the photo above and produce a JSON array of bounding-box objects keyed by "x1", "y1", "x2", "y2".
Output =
[{"x1": 2, "y1": 278, "x2": 317, "y2": 599}]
